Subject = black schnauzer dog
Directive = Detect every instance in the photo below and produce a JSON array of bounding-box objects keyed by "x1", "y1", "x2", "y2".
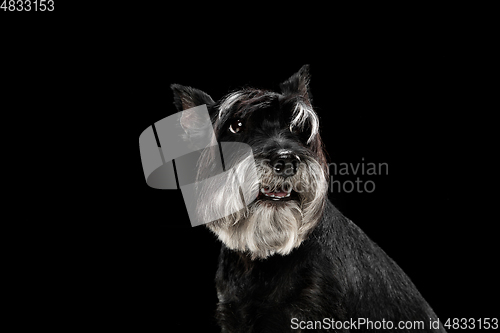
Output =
[{"x1": 171, "y1": 65, "x2": 445, "y2": 332}]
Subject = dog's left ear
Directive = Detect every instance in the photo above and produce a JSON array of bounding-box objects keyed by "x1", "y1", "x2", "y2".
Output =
[
  {"x1": 279, "y1": 64, "x2": 312, "y2": 104},
  {"x1": 171, "y1": 84, "x2": 215, "y2": 111}
]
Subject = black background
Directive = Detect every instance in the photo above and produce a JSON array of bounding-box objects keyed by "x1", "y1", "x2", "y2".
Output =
[
  {"x1": 129, "y1": 40, "x2": 496, "y2": 331},
  {"x1": 2, "y1": 4, "x2": 497, "y2": 331}
]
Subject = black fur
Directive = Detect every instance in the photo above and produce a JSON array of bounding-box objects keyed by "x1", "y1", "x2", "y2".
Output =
[
  {"x1": 215, "y1": 201, "x2": 445, "y2": 332},
  {"x1": 171, "y1": 83, "x2": 215, "y2": 111},
  {"x1": 171, "y1": 65, "x2": 445, "y2": 332}
]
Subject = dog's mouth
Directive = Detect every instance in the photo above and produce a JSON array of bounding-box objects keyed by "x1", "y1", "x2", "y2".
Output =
[{"x1": 258, "y1": 186, "x2": 297, "y2": 202}]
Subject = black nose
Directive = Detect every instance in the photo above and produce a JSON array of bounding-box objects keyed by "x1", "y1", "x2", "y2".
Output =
[{"x1": 271, "y1": 152, "x2": 300, "y2": 178}]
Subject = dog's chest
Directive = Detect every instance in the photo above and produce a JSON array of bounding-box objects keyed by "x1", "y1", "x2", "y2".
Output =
[{"x1": 214, "y1": 245, "x2": 342, "y2": 329}]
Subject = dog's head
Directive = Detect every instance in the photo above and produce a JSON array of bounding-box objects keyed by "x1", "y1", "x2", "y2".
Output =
[{"x1": 172, "y1": 65, "x2": 329, "y2": 259}]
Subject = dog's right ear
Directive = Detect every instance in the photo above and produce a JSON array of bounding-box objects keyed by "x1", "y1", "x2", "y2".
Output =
[
  {"x1": 171, "y1": 84, "x2": 215, "y2": 111},
  {"x1": 171, "y1": 84, "x2": 216, "y2": 147}
]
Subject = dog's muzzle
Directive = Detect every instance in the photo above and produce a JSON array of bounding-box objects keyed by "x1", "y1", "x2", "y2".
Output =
[{"x1": 270, "y1": 150, "x2": 301, "y2": 178}]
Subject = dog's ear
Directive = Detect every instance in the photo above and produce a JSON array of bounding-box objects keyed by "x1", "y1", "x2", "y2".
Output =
[
  {"x1": 171, "y1": 84, "x2": 215, "y2": 111},
  {"x1": 171, "y1": 84, "x2": 216, "y2": 146},
  {"x1": 279, "y1": 64, "x2": 312, "y2": 104}
]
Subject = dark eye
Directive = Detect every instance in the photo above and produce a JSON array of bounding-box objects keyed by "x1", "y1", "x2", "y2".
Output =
[{"x1": 229, "y1": 119, "x2": 244, "y2": 133}]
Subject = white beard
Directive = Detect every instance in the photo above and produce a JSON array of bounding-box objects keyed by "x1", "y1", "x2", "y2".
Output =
[{"x1": 205, "y1": 155, "x2": 328, "y2": 259}]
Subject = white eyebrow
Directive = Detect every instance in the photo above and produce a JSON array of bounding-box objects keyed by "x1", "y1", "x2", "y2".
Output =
[
  {"x1": 218, "y1": 92, "x2": 244, "y2": 119},
  {"x1": 289, "y1": 101, "x2": 319, "y2": 144}
]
